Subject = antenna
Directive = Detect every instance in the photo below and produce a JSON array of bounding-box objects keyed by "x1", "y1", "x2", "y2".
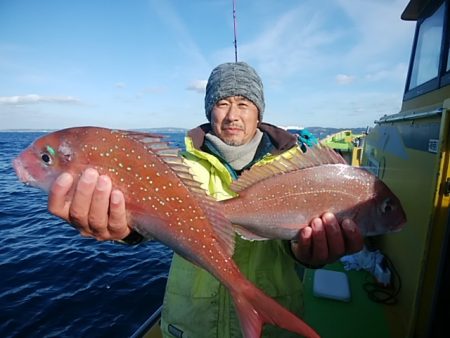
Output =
[{"x1": 232, "y1": 0, "x2": 238, "y2": 62}]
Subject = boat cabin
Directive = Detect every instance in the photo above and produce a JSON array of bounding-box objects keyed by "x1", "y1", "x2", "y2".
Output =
[{"x1": 359, "y1": 0, "x2": 450, "y2": 337}]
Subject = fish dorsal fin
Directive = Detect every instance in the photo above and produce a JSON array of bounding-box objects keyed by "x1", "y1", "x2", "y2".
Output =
[
  {"x1": 118, "y1": 130, "x2": 180, "y2": 156},
  {"x1": 231, "y1": 145, "x2": 347, "y2": 193},
  {"x1": 123, "y1": 130, "x2": 235, "y2": 257}
]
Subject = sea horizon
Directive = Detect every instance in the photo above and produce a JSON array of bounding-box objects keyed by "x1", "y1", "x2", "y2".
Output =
[{"x1": 0, "y1": 126, "x2": 369, "y2": 135}]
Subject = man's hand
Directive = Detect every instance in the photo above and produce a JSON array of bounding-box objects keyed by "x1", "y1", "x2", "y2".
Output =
[
  {"x1": 291, "y1": 212, "x2": 364, "y2": 267},
  {"x1": 48, "y1": 168, "x2": 131, "y2": 241}
]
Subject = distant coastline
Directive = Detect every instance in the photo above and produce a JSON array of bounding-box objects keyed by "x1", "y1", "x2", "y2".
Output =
[
  {"x1": 0, "y1": 127, "x2": 367, "y2": 133},
  {"x1": 0, "y1": 127, "x2": 189, "y2": 133},
  {"x1": 0, "y1": 127, "x2": 370, "y2": 143}
]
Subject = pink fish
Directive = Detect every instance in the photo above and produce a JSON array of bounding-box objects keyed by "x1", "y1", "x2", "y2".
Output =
[
  {"x1": 13, "y1": 127, "x2": 319, "y2": 338},
  {"x1": 221, "y1": 145, "x2": 406, "y2": 240}
]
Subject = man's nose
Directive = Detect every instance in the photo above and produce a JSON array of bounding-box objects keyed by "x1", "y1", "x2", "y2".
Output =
[{"x1": 225, "y1": 104, "x2": 240, "y2": 120}]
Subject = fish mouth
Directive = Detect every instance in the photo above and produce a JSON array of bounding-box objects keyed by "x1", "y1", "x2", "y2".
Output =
[
  {"x1": 12, "y1": 157, "x2": 35, "y2": 185},
  {"x1": 393, "y1": 219, "x2": 407, "y2": 232},
  {"x1": 391, "y1": 210, "x2": 408, "y2": 232}
]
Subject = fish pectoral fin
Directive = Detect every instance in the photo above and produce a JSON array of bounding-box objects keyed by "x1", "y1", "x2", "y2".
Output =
[
  {"x1": 130, "y1": 214, "x2": 168, "y2": 241},
  {"x1": 201, "y1": 201, "x2": 236, "y2": 257},
  {"x1": 233, "y1": 224, "x2": 269, "y2": 241}
]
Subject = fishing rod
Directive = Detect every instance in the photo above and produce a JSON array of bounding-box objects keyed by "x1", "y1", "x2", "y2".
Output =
[{"x1": 232, "y1": 0, "x2": 238, "y2": 62}]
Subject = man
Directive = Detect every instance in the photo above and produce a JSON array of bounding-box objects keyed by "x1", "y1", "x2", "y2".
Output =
[{"x1": 48, "y1": 62, "x2": 363, "y2": 337}]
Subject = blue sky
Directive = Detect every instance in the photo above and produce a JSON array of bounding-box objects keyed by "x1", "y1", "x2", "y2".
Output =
[{"x1": 0, "y1": 0, "x2": 415, "y2": 130}]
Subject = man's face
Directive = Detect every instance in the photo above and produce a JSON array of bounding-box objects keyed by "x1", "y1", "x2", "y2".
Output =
[{"x1": 210, "y1": 96, "x2": 259, "y2": 146}]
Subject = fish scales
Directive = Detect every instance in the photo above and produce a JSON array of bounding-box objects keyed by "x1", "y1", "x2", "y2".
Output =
[
  {"x1": 224, "y1": 165, "x2": 372, "y2": 231},
  {"x1": 13, "y1": 126, "x2": 319, "y2": 338},
  {"x1": 221, "y1": 146, "x2": 406, "y2": 239}
]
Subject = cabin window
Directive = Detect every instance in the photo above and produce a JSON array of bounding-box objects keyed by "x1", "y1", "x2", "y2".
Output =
[{"x1": 408, "y1": 3, "x2": 445, "y2": 90}]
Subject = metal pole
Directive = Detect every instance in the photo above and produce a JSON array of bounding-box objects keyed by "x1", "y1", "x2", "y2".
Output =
[{"x1": 233, "y1": 0, "x2": 238, "y2": 62}]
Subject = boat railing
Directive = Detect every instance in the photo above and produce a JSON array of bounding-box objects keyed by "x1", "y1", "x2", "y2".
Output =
[
  {"x1": 130, "y1": 306, "x2": 163, "y2": 338},
  {"x1": 374, "y1": 108, "x2": 443, "y2": 124}
]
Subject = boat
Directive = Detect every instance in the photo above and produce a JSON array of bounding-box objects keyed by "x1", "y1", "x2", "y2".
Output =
[
  {"x1": 131, "y1": 0, "x2": 449, "y2": 337},
  {"x1": 320, "y1": 129, "x2": 367, "y2": 166}
]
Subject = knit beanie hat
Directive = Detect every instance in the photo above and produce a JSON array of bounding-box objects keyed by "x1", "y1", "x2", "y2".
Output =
[{"x1": 204, "y1": 62, "x2": 265, "y2": 121}]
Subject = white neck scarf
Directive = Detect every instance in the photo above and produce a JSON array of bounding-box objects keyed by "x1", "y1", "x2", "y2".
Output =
[{"x1": 205, "y1": 129, "x2": 263, "y2": 170}]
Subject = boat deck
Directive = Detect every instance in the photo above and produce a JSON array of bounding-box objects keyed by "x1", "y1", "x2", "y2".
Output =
[{"x1": 303, "y1": 262, "x2": 398, "y2": 338}]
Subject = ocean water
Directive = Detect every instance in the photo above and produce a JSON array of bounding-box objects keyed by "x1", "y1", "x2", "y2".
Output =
[{"x1": 0, "y1": 131, "x2": 186, "y2": 338}]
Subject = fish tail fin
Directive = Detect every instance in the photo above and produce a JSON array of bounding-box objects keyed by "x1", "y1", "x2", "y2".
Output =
[{"x1": 231, "y1": 280, "x2": 320, "y2": 338}]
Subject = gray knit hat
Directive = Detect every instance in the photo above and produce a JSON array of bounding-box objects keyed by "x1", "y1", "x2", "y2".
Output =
[{"x1": 204, "y1": 62, "x2": 265, "y2": 121}]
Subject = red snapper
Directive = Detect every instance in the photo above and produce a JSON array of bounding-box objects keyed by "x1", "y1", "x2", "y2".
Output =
[{"x1": 221, "y1": 145, "x2": 406, "y2": 240}]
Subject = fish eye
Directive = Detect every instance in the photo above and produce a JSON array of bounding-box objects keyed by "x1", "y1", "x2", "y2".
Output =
[
  {"x1": 41, "y1": 153, "x2": 52, "y2": 165},
  {"x1": 381, "y1": 198, "x2": 393, "y2": 214}
]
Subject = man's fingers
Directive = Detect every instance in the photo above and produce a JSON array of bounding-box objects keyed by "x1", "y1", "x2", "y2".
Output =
[
  {"x1": 342, "y1": 219, "x2": 364, "y2": 253},
  {"x1": 108, "y1": 190, "x2": 130, "y2": 239},
  {"x1": 69, "y1": 168, "x2": 98, "y2": 229},
  {"x1": 48, "y1": 172, "x2": 74, "y2": 220},
  {"x1": 322, "y1": 212, "x2": 345, "y2": 260},
  {"x1": 294, "y1": 214, "x2": 363, "y2": 267},
  {"x1": 47, "y1": 169, "x2": 129, "y2": 241},
  {"x1": 88, "y1": 175, "x2": 112, "y2": 239},
  {"x1": 310, "y1": 217, "x2": 328, "y2": 264},
  {"x1": 292, "y1": 226, "x2": 313, "y2": 261}
]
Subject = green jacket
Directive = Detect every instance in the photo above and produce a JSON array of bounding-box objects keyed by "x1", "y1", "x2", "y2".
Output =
[{"x1": 160, "y1": 123, "x2": 305, "y2": 338}]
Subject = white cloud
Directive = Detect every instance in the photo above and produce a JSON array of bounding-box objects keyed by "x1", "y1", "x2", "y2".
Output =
[
  {"x1": 236, "y1": 5, "x2": 342, "y2": 78},
  {"x1": 186, "y1": 80, "x2": 207, "y2": 93},
  {"x1": 336, "y1": 74, "x2": 356, "y2": 85},
  {"x1": 0, "y1": 94, "x2": 80, "y2": 105},
  {"x1": 336, "y1": 0, "x2": 415, "y2": 67},
  {"x1": 115, "y1": 82, "x2": 126, "y2": 89},
  {"x1": 219, "y1": 0, "x2": 413, "y2": 86},
  {"x1": 268, "y1": 89, "x2": 403, "y2": 128}
]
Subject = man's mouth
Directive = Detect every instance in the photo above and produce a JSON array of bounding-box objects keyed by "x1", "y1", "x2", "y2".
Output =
[{"x1": 223, "y1": 125, "x2": 244, "y2": 133}]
